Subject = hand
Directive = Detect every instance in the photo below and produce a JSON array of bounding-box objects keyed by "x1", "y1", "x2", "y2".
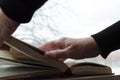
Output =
[
  {"x1": 39, "y1": 37, "x2": 101, "y2": 60},
  {"x1": 0, "y1": 9, "x2": 20, "y2": 46}
]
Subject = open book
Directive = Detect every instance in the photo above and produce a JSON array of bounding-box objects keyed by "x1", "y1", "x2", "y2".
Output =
[{"x1": 0, "y1": 36, "x2": 113, "y2": 79}]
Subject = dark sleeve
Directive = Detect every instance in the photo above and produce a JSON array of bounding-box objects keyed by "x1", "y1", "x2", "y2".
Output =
[
  {"x1": 91, "y1": 20, "x2": 120, "y2": 58},
  {"x1": 0, "y1": 0, "x2": 47, "y2": 23}
]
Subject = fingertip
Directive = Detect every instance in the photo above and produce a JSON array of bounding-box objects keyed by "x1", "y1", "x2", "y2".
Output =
[{"x1": 59, "y1": 58, "x2": 66, "y2": 62}]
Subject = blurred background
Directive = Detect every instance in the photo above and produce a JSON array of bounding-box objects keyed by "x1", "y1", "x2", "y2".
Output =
[{"x1": 12, "y1": 0, "x2": 120, "y2": 74}]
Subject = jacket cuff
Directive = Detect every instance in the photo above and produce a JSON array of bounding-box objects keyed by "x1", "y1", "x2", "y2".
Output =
[{"x1": 0, "y1": 0, "x2": 47, "y2": 23}]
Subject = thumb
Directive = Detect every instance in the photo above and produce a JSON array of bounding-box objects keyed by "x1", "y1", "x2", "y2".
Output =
[{"x1": 45, "y1": 49, "x2": 68, "y2": 59}]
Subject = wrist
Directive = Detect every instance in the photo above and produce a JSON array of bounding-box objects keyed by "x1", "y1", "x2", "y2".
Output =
[{"x1": 85, "y1": 37, "x2": 101, "y2": 58}]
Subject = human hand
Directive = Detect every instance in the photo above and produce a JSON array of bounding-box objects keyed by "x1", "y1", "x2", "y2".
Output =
[
  {"x1": 39, "y1": 37, "x2": 101, "y2": 60},
  {"x1": 0, "y1": 9, "x2": 19, "y2": 46}
]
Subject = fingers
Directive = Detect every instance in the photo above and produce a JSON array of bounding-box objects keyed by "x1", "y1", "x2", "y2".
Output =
[
  {"x1": 44, "y1": 48, "x2": 69, "y2": 60},
  {"x1": 59, "y1": 58, "x2": 67, "y2": 62},
  {"x1": 39, "y1": 41, "x2": 58, "y2": 51}
]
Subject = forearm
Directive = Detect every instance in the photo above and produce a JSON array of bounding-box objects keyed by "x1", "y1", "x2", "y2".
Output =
[
  {"x1": 0, "y1": 9, "x2": 19, "y2": 46},
  {"x1": 83, "y1": 37, "x2": 101, "y2": 58},
  {"x1": 92, "y1": 20, "x2": 120, "y2": 58},
  {"x1": 0, "y1": 0, "x2": 47, "y2": 23}
]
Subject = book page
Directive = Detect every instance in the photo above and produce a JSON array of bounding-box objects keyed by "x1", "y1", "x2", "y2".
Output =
[
  {"x1": 4, "y1": 36, "x2": 68, "y2": 72},
  {"x1": 0, "y1": 65, "x2": 59, "y2": 80},
  {"x1": 64, "y1": 59, "x2": 112, "y2": 76},
  {"x1": 0, "y1": 50, "x2": 57, "y2": 68}
]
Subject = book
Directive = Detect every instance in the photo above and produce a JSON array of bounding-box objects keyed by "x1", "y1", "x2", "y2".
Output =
[{"x1": 0, "y1": 36, "x2": 113, "y2": 79}]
